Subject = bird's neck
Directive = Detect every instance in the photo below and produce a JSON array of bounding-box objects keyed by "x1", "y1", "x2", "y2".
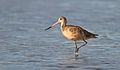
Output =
[{"x1": 60, "y1": 22, "x2": 66, "y2": 31}]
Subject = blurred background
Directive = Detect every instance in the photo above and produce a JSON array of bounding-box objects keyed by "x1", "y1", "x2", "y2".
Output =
[{"x1": 0, "y1": 0, "x2": 120, "y2": 70}]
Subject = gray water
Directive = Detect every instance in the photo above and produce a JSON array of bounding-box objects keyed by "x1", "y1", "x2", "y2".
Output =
[{"x1": 0, "y1": 0, "x2": 120, "y2": 70}]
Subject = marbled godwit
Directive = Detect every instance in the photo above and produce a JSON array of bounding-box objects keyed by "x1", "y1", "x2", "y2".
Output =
[{"x1": 45, "y1": 16, "x2": 98, "y2": 56}]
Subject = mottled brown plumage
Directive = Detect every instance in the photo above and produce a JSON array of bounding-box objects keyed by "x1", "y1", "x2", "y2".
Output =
[
  {"x1": 61, "y1": 25, "x2": 97, "y2": 41},
  {"x1": 45, "y1": 16, "x2": 98, "y2": 56}
]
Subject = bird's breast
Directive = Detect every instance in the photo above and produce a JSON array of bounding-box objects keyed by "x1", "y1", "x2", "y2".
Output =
[{"x1": 61, "y1": 27, "x2": 82, "y2": 41}]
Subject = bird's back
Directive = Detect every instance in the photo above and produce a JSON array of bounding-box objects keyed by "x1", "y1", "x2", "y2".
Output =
[{"x1": 61, "y1": 25, "x2": 98, "y2": 41}]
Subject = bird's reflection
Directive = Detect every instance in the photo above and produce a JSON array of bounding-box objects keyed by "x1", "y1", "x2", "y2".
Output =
[{"x1": 59, "y1": 53, "x2": 88, "y2": 69}]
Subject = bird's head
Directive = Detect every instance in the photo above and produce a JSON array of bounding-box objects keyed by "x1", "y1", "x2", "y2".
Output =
[{"x1": 45, "y1": 16, "x2": 67, "y2": 31}]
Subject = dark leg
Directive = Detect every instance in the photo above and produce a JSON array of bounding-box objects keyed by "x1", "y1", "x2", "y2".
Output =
[
  {"x1": 75, "y1": 39, "x2": 87, "y2": 54},
  {"x1": 74, "y1": 41, "x2": 77, "y2": 49},
  {"x1": 74, "y1": 41, "x2": 78, "y2": 56},
  {"x1": 74, "y1": 41, "x2": 79, "y2": 57}
]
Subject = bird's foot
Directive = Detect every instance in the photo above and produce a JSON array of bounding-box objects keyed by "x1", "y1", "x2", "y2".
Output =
[
  {"x1": 75, "y1": 52, "x2": 79, "y2": 57},
  {"x1": 75, "y1": 50, "x2": 79, "y2": 57},
  {"x1": 75, "y1": 52, "x2": 79, "y2": 55},
  {"x1": 74, "y1": 48, "x2": 80, "y2": 57}
]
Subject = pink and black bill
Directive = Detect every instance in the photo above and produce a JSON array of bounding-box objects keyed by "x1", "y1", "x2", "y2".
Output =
[
  {"x1": 45, "y1": 26, "x2": 52, "y2": 31},
  {"x1": 45, "y1": 21, "x2": 59, "y2": 31}
]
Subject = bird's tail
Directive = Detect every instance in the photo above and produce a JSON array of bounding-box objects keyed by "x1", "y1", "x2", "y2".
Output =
[
  {"x1": 91, "y1": 33, "x2": 98, "y2": 38},
  {"x1": 82, "y1": 29, "x2": 98, "y2": 39}
]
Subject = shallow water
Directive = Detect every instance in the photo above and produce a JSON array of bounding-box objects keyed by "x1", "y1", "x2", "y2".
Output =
[{"x1": 0, "y1": 0, "x2": 120, "y2": 70}]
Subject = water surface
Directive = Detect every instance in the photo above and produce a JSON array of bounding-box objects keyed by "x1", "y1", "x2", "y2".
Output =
[{"x1": 0, "y1": 0, "x2": 120, "y2": 70}]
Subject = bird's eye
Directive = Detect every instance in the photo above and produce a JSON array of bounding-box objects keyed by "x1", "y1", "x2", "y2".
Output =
[{"x1": 60, "y1": 18, "x2": 62, "y2": 20}]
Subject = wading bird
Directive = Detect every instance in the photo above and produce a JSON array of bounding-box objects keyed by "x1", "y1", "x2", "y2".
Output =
[{"x1": 45, "y1": 16, "x2": 98, "y2": 56}]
